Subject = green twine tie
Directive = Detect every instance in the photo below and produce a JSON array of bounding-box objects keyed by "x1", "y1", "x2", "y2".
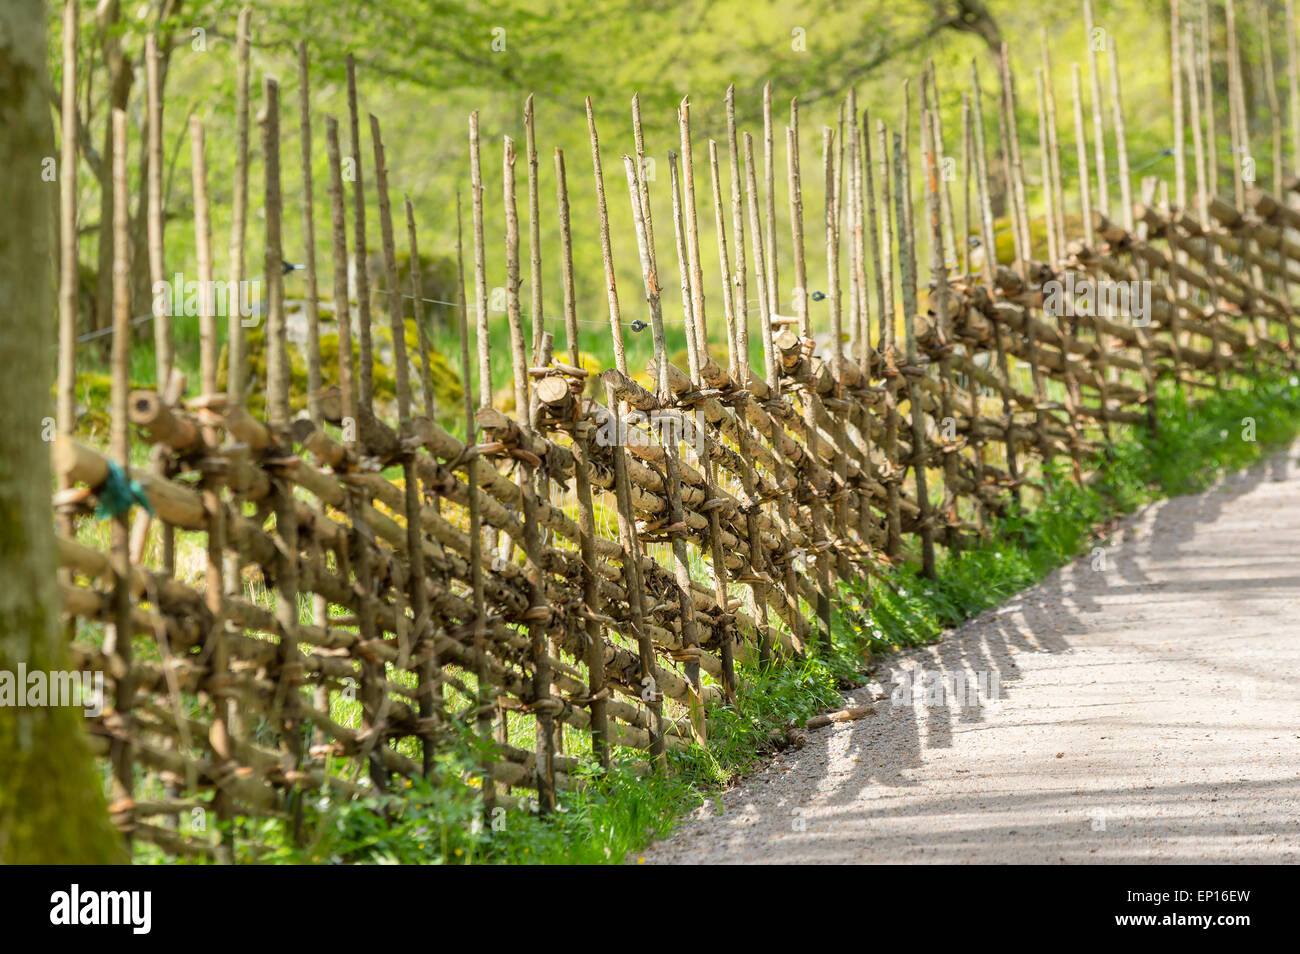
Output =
[{"x1": 94, "y1": 460, "x2": 154, "y2": 520}]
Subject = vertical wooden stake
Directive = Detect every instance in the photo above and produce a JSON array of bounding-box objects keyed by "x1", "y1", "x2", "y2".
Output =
[
  {"x1": 370, "y1": 115, "x2": 410, "y2": 429},
  {"x1": 345, "y1": 56, "x2": 374, "y2": 413},
  {"x1": 1041, "y1": 33, "x2": 1068, "y2": 264},
  {"x1": 469, "y1": 112, "x2": 492, "y2": 407},
  {"x1": 504, "y1": 136, "x2": 556, "y2": 809},
  {"x1": 553, "y1": 150, "x2": 608, "y2": 765},
  {"x1": 1036, "y1": 69, "x2": 1060, "y2": 270},
  {"x1": 586, "y1": 99, "x2": 629, "y2": 377},
  {"x1": 298, "y1": 43, "x2": 323, "y2": 427},
  {"x1": 1202, "y1": 0, "x2": 1219, "y2": 199},
  {"x1": 262, "y1": 78, "x2": 289, "y2": 430},
  {"x1": 1258, "y1": 5, "x2": 1284, "y2": 199},
  {"x1": 1084, "y1": 0, "x2": 1110, "y2": 219},
  {"x1": 764, "y1": 81, "x2": 780, "y2": 316},
  {"x1": 679, "y1": 97, "x2": 708, "y2": 362},
  {"x1": 876, "y1": 119, "x2": 904, "y2": 558},
  {"x1": 1172, "y1": 1, "x2": 1187, "y2": 214},
  {"x1": 710, "y1": 140, "x2": 742, "y2": 382},
  {"x1": 525, "y1": 96, "x2": 544, "y2": 362},
  {"x1": 145, "y1": 34, "x2": 169, "y2": 389},
  {"x1": 455, "y1": 195, "x2": 495, "y2": 806},
  {"x1": 189, "y1": 115, "x2": 233, "y2": 860},
  {"x1": 789, "y1": 100, "x2": 809, "y2": 339},
  {"x1": 1287, "y1": 0, "x2": 1300, "y2": 177},
  {"x1": 107, "y1": 108, "x2": 135, "y2": 854},
  {"x1": 325, "y1": 118, "x2": 357, "y2": 440},
  {"x1": 227, "y1": 6, "x2": 251, "y2": 408},
  {"x1": 895, "y1": 128, "x2": 936, "y2": 578},
  {"x1": 970, "y1": 61, "x2": 998, "y2": 287},
  {"x1": 971, "y1": 75, "x2": 1023, "y2": 503},
  {"x1": 1072, "y1": 64, "x2": 1096, "y2": 250},
  {"x1": 726, "y1": 88, "x2": 750, "y2": 378},
  {"x1": 1000, "y1": 46, "x2": 1033, "y2": 271},
  {"x1": 1108, "y1": 39, "x2": 1134, "y2": 232},
  {"x1": 623, "y1": 153, "x2": 707, "y2": 743},
  {"x1": 405, "y1": 198, "x2": 436, "y2": 421},
  {"x1": 601, "y1": 376, "x2": 666, "y2": 767}
]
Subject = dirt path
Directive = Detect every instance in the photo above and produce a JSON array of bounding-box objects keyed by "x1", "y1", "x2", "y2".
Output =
[{"x1": 640, "y1": 446, "x2": 1300, "y2": 864}]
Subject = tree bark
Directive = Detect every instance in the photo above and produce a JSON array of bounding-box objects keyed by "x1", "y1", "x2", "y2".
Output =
[
  {"x1": 92, "y1": 0, "x2": 132, "y2": 334},
  {"x1": 933, "y1": 0, "x2": 1003, "y2": 59},
  {"x1": 0, "y1": 0, "x2": 123, "y2": 864}
]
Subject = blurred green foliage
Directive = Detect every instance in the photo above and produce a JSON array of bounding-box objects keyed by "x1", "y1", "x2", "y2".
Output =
[{"x1": 58, "y1": 0, "x2": 1269, "y2": 428}]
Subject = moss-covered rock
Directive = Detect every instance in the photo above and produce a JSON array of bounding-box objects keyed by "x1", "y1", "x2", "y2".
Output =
[{"x1": 219, "y1": 303, "x2": 464, "y2": 425}]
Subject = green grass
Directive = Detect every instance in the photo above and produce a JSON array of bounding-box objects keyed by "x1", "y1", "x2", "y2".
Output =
[{"x1": 140, "y1": 366, "x2": 1300, "y2": 864}]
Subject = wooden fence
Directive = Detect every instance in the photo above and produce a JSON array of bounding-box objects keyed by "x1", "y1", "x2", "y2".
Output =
[{"x1": 50, "y1": 1, "x2": 1300, "y2": 860}]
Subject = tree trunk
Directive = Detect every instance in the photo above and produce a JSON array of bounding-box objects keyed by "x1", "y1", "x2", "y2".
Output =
[
  {"x1": 936, "y1": 0, "x2": 1003, "y2": 59},
  {"x1": 0, "y1": 0, "x2": 123, "y2": 864},
  {"x1": 92, "y1": 0, "x2": 131, "y2": 333}
]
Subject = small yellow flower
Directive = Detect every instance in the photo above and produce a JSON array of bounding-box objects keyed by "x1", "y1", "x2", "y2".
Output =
[{"x1": 637, "y1": 856, "x2": 646, "y2": 864}]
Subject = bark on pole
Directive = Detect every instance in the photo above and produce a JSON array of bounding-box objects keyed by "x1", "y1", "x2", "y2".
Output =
[
  {"x1": 145, "y1": 33, "x2": 169, "y2": 389},
  {"x1": 1107, "y1": 40, "x2": 1134, "y2": 232},
  {"x1": 346, "y1": 55, "x2": 374, "y2": 413},
  {"x1": 1201, "y1": 0, "x2": 1219, "y2": 199},
  {"x1": 470, "y1": 111, "x2": 492, "y2": 405},
  {"x1": 325, "y1": 117, "x2": 358, "y2": 439},
  {"x1": 406, "y1": 198, "x2": 436, "y2": 420},
  {"x1": 370, "y1": 114, "x2": 410, "y2": 430},
  {"x1": 679, "y1": 98, "x2": 708, "y2": 361},
  {"x1": 262, "y1": 79, "x2": 288, "y2": 430},
  {"x1": 1083, "y1": 0, "x2": 1109, "y2": 219},
  {"x1": 1172, "y1": 0, "x2": 1187, "y2": 214},
  {"x1": 586, "y1": 99, "x2": 629, "y2": 376},
  {"x1": 671, "y1": 149, "x2": 736, "y2": 699},
  {"x1": 504, "y1": 136, "x2": 557, "y2": 810},
  {"x1": 130, "y1": 56, "x2": 173, "y2": 581},
  {"x1": 710, "y1": 140, "x2": 742, "y2": 382},
  {"x1": 1040, "y1": 33, "x2": 1067, "y2": 264},
  {"x1": 107, "y1": 107, "x2": 135, "y2": 849},
  {"x1": 896, "y1": 127, "x2": 936, "y2": 579},
  {"x1": 553, "y1": 152, "x2": 608, "y2": 765},
  {"x1": 449, "y1": 197, "x2": 493, "y2": 807},
  {"x1": 764, "y1": 81, "x2": 780, "y2": 316},
  {"x1": 623, "y1": 152, "x2": 707, "y2": 743},
  {"x1": 1000, "y1": 47, "x2": 1033, "y2": 272},
  {"x1": 298, "y1": 43, "x2": 323, "y2": 427},
  {"x1": 970, "y1": 60, "x2": 998, "y2": 288},
  {"x1": 189, "y1": 113, "x2": 234, "y2": 863},
  {"x1": 745, "y1": 135, "x2": 779, "y2": 391},
  {"x1": 789, "y1": 101, "x2": 810, "y2": 339},
  {"x1": 1257, "y1": 6, "x2": 1283, "y2": 200},
  {"x1": 876, "y1": 119, "x2": 904, "y2": 556},
  {"x1": 726, "y1": 88, "x2": 749, "y2": 378},
  {"x1": 227, "y1": 6, "x2": 251, "y2": 408},
  {"x1": 1287, "y1": 0, "x2": 1300, "y2": 177},
  {"x1": 742, "y1": 132, "x2": 778, "y2": 662},
  {"x1": 1036, "y1": 69, "x2": 1059, "y2": 270},
  {"x1": 525, "y1": 95, "x2": 544, "y2": 362},
  {"x1": 602, "y1": 377, "x2": 666, "y2": 766},
  {"x1": 1072, "y1": 64, "x2": 1095, "y2": 250}
]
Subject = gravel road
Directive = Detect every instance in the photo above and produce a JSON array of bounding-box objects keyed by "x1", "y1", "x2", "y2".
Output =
[{"x1": 639, "y1": 446, "x2": 1300, "y2": 864}]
